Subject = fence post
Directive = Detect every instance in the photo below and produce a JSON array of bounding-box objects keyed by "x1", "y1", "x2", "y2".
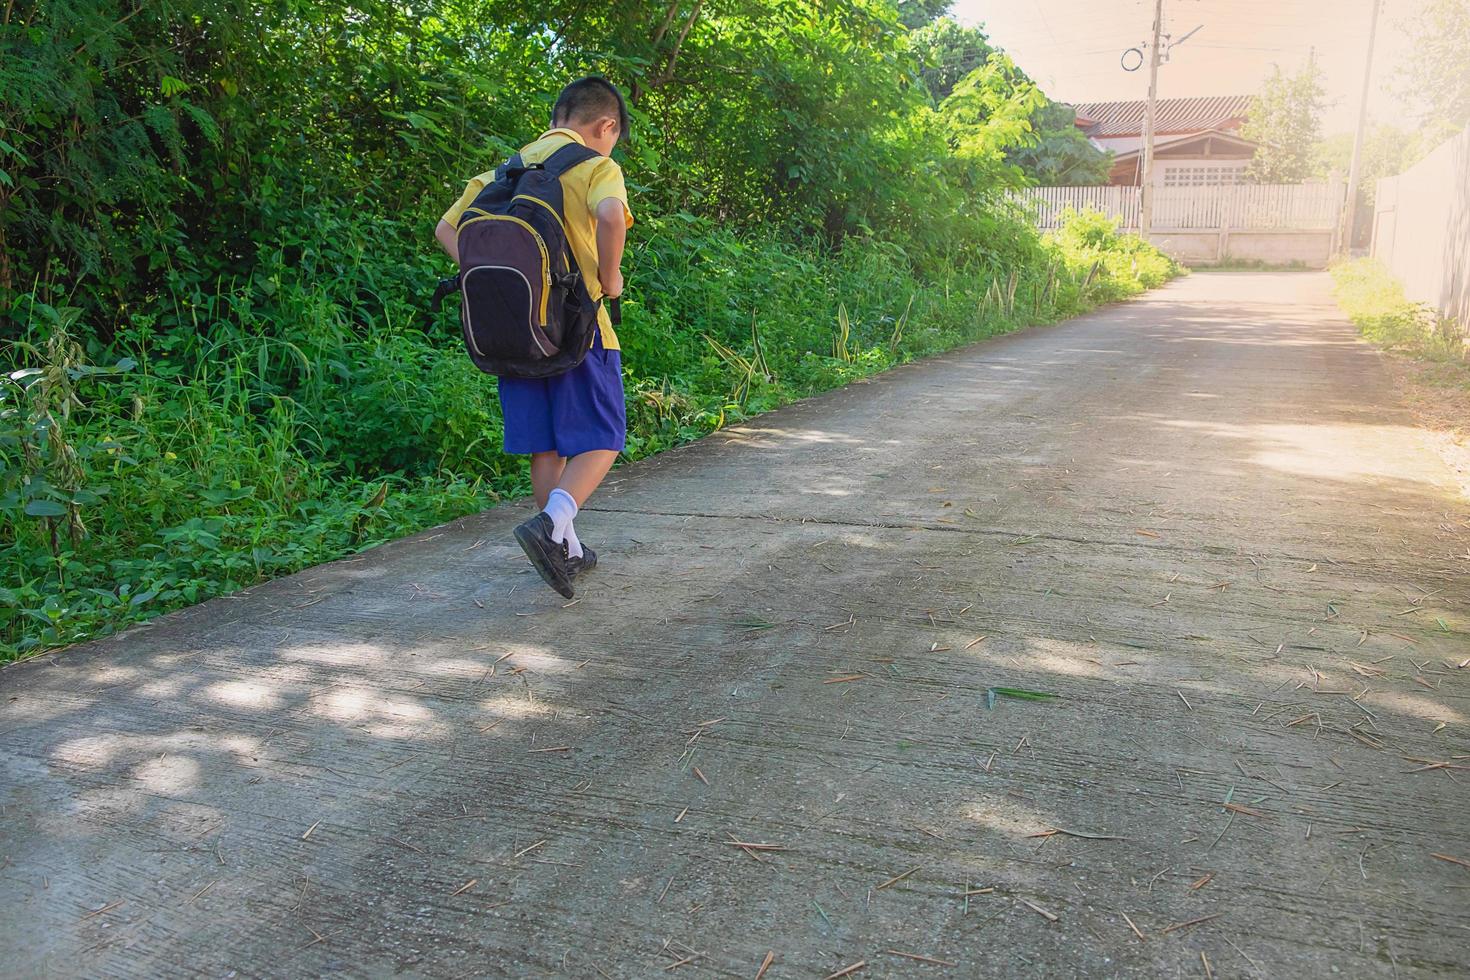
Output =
[{"x1": 1218, "y1": 185, "x2": 1234, "y2": 263}]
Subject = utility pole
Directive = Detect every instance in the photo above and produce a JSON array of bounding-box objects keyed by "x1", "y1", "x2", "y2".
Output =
[
  {"x1": 1139, "y1": 0, "x2": 1165, "y2": 239},
  {"x1": 1340, "y1": 0, "x2": 1381, "y2": 255}
]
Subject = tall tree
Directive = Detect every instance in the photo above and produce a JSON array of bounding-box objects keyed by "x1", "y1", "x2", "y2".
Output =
[
  {"x1": 916, "y1": 20, "x2": 1107, "y2": 185},
  {"x1": 1241, "y1": 59, "x2": 1327, "y2": 183},
  {"x1": 1396, "y1": 0, "x2": 1470, "y2": 126},
  {"x1": 897, "y1": 0, "x2": 952, "y2": 30},
  {"x1": 912, "y1": 17, "x2": 997, "y2": 102},
  {"x1": 939, "y1": 52, "x2": 1045, "y2": 184},
  {"x1": 2, "y1": 0, "x2": 1084, "y2": 329}
]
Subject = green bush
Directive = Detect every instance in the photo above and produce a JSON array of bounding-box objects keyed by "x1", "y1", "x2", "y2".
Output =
[{"x1": 1047, "y1": 208, "x2": 1183, "y2": 298}]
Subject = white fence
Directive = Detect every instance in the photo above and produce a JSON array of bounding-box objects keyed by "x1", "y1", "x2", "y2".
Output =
[
  {"x1": 1372, "y1": 126, "x2": 1470, "y2": 326},
  {"x1": 1016, "y1": 185, "x2": 1141, "y2": 230},
  {"x1": 1013, "y1": 182, "x2": 1345, "y2": 266},
  {"x1": 1015, "y1": 183, "x2": 1343, "y2": 232}
]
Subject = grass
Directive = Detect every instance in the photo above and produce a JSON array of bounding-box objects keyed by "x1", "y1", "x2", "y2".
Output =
[
  {"x1": 1330, "y1": 258, "x2": 1468, "y2": 377},
  {"x1": 1197, "y1": 257, "x2": 1311, "y2": 272},
  {"x1": 1330, "y1": 258, "x2": 1470, "y2": 485}
]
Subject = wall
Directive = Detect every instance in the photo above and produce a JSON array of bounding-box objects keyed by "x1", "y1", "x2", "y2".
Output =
[
  {"x1": 1150, "y1": 231, "x2": 1334, "y2": 267},
  {"x1": 1372, "y1": 126, "x2": 1470, "y2": 325},
  {"x1": 1223, "y1": 231, "x2": 1334, "y2": 267},
  {"x1": 1147, "y1": 232, "x2": 1220, "y2": 264},
  {"x1": 1016, "y1": 183, "x2": 1344, "y2": 268}
]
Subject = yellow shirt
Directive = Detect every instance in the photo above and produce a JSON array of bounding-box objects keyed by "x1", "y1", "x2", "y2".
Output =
[{"x1": 441, "y1": 128, "x2": 633, "y2": 350}]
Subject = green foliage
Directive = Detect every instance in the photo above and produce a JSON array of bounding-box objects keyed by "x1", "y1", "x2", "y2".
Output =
[
  {"x1": 0, "y1": 0, "x2": 1181, "y2": 659},
  {"x1": 1330, "y1": 259, "x2": 1467, "y2": 362},
  {"x1": 1241, "y1": 59, "x2": 1327, "y2": 183},
  {"x1": 913, "y1": 16, "x2": 999, "y2": 101},
  {"x1": 1007, "y1": 103, "x2": 1113, "y2": 186},
  {"x1": 1047, "y1": 209, "x2": 1182, "y2": 294},
  {"x1": 897, "y1": 0, "x2": 953, "y2": 30},
  {"x1": 1396, "y1": 0, "x2": 1470, "y2": 127},
  {"x1": 915, "y1": 18, "x2": 1108, "y2": 186},
  {"x1": 939, "y1": 52, "x2": 1047, "y2": 184},
  {"x1": 1201, "y1": 257, "x2": 1309, "y2": 272}
]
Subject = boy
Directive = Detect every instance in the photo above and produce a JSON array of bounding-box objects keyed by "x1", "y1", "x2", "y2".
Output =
[{"x1": 435, "y1": 77, "x2": 633, "y2": 599}]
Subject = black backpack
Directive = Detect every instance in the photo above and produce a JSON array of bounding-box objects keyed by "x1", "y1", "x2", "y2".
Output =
[{"x1": 440, "y1": 142, "x2": 609, "y2": 379}]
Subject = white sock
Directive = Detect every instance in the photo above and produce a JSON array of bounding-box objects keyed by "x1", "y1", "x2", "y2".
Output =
[
  {"x1": 542, "y1": 488, "x2": 584, "y2": 559},
  {"x1": 562, "y1": 521, "x2": 584, "y2": 560}
]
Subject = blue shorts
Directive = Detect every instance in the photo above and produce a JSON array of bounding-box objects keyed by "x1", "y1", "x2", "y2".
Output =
[{"x1": 497, "y1": 333, "x2": 627, "y2": 457}]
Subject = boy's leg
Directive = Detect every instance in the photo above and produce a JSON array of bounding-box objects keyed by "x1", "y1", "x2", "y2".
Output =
[
  {"x1": 556, "y1": 450, "x2": 618, "y2": 506},
  {"x1": 529, "y1": 452, "x2": 566, "y2": 509},
  {"x1": 515, "y1": 334, "x2": 624, "y2": 595},
  {"x1": 543, "y1": 332, "x2": 623, "y2": 561},
  {"x1": 537, "y1": 449, "x2": 615, "y2": 567},
  {"x1": 502, "y1": 378, "x2": 576, "y2": 597}
]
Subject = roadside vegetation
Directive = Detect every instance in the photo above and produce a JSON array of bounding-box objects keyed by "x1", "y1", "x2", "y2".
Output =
[
  {"x1": 0, "y1": 2, "x2": 1178, "y2": 660},
  {"x1": 1331, "y1": 258, "x2": 1469, "y2": 482},
  {"x1": 1331, "y1": 259, "x2": 1468, "y2": 372},
  {"x1": 1192, "y1": 258, "x2": 1309, "y2": 272}
]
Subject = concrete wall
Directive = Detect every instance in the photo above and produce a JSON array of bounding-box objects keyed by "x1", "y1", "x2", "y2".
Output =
[
  {"x1": 1148, "y1": 232, "x2": 1220, "y2": 264},
  {"x1": 1149, "y1": 230, "x2": 1336, "y2": 268},
  {"x1": 1372, "y1": 127, "x2": 1470, "y2": 325},
  {"x1": 1223, "y1": 230, "x2": 1335, "y2": 267}
]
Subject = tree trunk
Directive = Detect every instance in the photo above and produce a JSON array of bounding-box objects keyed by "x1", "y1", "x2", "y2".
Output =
[
  {"x1": 632, "y1": 1, "x2": 683, "y2": 102},
  {"x1": 633, "y1": 0, "x2": 700, "y2": 103},
  {"x1": 655, "y1": 0, "x2": 703, "y2": 88}
]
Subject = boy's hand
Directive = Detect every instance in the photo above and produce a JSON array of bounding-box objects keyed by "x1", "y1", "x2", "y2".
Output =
[{"x1": 602, "y1": 270, "x2": 624, "y2": 298}]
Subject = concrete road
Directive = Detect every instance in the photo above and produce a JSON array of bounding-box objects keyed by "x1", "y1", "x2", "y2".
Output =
[{"x1": 3, "y1": 272, "x2": 1467, "y2": 978}]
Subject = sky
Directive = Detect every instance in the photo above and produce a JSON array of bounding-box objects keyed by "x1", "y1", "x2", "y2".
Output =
[{"x1": 950, "y1": 0, "x2": 1428, "y2": 136}]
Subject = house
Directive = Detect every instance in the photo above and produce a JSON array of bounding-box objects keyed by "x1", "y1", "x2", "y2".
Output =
[{"x1": 1070, "y1": 96, "x2": 1256, "y2": 187}]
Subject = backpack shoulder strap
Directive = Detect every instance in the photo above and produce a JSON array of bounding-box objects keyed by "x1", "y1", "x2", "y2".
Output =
[{"x1": 542, "y1": 142, "x2": 601, "y2": 177}]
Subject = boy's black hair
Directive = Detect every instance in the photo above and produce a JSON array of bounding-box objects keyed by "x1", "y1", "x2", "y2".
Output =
[{"x1": 551, "y1": 76, "x2": 629, "y2": 141}]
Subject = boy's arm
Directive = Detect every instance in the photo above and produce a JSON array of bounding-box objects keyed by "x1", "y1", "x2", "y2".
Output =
[
  {"x1": 437, "y1": 174, "x2": 490, "y2": 264},
  {"x1": 435, "y1": 219, "x2": 460, "y2": 265},
  {"x1": 595, "y1": 198, "x2": 627, "y2": 297}
]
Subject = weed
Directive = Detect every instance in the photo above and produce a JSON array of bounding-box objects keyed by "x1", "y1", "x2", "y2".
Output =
[{"x1": 1331, "y1": 259, "x2": 1467, "y2": 364}]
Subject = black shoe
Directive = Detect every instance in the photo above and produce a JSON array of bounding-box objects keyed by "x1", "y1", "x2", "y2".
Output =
[
  {"x1": 567, "y1": 545, "x2": 597, "y2": 579},
  {"x1": 513, "y1": 513, "x2": 574, "y2": 599}
]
